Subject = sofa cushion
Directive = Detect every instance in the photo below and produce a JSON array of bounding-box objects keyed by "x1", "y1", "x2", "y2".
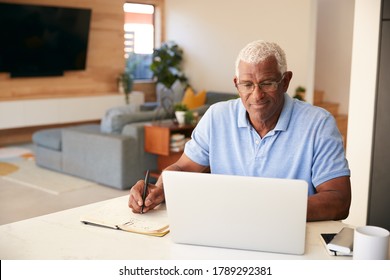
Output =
[
  {"x1": 101, "y1": 106, "x2": 167, "y2": 134},
  {"x1": 100, "y1": 104, "x2": 139, "y2": 133},
  {"x1": 190, "y1": 104, "x2": 210, "y2": 116},
  {"x1": 181, "y1": 87, "x2": 207, "y2": 110},
  {"x1": 32, "y1": 128, "x2": 63, "y2": 151},
  {"x1": 205, "y1": 91, "x2": 238, "y2": 105},
  {"x1": 156, "y1": 79, "x2": 187, "y2": 105}
]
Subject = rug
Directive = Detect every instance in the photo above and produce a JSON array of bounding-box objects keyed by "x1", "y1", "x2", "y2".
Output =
[
  {"x1": 0, "y1": 162, "x2": 19, "y2": 176},
  {"x1": 0, "y1": 147, "x2": 33, "y2": 159},
  {"x1": 1, "y1": 159, "x2": 96, "y2": 195}
]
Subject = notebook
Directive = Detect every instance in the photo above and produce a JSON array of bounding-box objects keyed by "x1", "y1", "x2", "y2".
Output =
[
  {"x1": 80, "y1": 196, "x2": 169, "y2": 237},
  {"x1": 162, "y1": 171, "x2": 308, "y2": 255}
]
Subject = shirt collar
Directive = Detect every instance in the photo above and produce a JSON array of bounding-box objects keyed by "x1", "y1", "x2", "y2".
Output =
[{"x1": 275, "y1": 93, "x2": 293, "y2": 132}]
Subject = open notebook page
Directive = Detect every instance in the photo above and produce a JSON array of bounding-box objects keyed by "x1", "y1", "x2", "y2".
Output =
[{"x1": 80, "y1": 195, "x2": 169, "y2": 236}]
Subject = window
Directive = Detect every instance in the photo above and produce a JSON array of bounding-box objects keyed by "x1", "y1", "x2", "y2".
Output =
[{"x1": 123, "y1": 2, "x2": 160, "y2": 80}]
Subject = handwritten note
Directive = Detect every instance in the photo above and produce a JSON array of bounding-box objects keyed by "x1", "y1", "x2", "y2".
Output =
[{"x1": 80, "y1": 196, "x2": 169, "y2": 237}]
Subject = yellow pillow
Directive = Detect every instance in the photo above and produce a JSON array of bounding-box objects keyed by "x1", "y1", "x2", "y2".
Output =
[{"x1": 181, "y1": 87, "x2": 207, "y2": 110}]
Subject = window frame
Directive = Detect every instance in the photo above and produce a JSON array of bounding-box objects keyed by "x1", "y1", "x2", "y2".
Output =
[{"x1": 124, "y1": 0, "x2": 165, "y2": 100}]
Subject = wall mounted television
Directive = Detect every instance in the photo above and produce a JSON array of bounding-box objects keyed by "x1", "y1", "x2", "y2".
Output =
[{"x1": 0, "y1": 3, "x2": 91, "y2": 78}]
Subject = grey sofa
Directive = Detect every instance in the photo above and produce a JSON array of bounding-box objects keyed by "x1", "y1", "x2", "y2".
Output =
[{"x1": 32, "y1": 91, "x2": 237, "y2": 190}]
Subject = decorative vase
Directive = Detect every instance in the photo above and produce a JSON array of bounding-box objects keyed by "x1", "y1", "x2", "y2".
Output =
[{"x1": 175, "y1": 111, "x2": 186, "y2": 125}]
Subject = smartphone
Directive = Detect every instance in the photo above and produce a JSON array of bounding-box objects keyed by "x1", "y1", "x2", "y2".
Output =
[{"x1": 326, "y1": 227, "x2": 354, "y2": 254}]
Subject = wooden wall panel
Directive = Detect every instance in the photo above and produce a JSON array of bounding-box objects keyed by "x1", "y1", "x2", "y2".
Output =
[{"x1": 0, "y1": 0, "x2": 127, "y2": 101}]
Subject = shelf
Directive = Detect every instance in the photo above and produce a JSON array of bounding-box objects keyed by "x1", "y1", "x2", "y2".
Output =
[
  {"x1": 144, "y1": 123, "x2": 195, "y2": 175},
  {"x1": 144, "y1": 123, "x2": 194, "y2": 156}
]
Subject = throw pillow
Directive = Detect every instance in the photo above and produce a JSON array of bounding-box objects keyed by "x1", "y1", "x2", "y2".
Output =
[
  {"x1": 156, "y1": 79, "x2": 187, "y2": 105},
  {"x1": 101, "y1": 105, "x2": 167, "y2": 134},
  {"x1": 181, "y1": 87, "x2": 207, "y2": 110},
  {"x1": 100, "y1": 105, "x2": 137, "y2": 133}
]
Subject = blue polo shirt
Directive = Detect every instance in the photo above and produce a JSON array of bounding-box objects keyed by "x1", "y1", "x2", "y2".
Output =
[{"x1": 184, "y1": 93, "x2": 350, "y2": 195}]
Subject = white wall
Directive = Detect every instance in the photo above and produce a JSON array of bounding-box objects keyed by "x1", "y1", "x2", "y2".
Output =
[
  {"x1": 0, "y1": 95, "x2": 126, "y2": 129},
  {"x1": 344, "y1": 0, "x2": 381, "y2": 226},
  {"x1": 315, "y1": 0, "x2": 355, "y2": 114},
  {"x1": 165, "y1": 0, "x2": 317, "y2": 103}
]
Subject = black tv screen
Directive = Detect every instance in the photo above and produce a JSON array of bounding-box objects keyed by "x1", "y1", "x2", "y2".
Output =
[{"x1": 0, "y1": 3, "x2": 91, "y2": 77}]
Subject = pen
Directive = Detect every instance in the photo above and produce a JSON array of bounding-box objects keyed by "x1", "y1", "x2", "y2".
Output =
[{"x1": 141, "y1": 170, "x2": 150, "y2": 214}]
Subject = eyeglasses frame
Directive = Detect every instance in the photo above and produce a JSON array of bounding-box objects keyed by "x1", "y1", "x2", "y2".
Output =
[{"x1": 235, "y1": 73, "x2": 286, "y2": 95}]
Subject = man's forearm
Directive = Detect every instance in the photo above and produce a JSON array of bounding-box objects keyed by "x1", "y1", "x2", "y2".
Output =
[{"x1": 307, "y1": 192, "x2": 350, "y2": 221}]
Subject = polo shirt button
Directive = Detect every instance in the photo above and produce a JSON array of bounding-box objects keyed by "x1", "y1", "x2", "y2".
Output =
[{"x1": 255, "y1": 140, "x2": 260, "y2": 145}]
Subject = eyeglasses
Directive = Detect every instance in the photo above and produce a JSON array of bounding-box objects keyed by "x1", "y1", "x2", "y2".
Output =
[{"x1": 236, "y1": 73, "x2": 285, "y2": 94}]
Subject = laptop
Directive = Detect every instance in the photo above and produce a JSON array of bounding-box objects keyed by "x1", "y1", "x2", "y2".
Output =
[{"x1": 162, "y1": 171, "x2": 308, "y2": 255}]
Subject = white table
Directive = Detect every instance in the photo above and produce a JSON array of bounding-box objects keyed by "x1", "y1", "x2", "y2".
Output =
[{"x1": 0, "y1": 196, "x2": 386, "y2": 260}]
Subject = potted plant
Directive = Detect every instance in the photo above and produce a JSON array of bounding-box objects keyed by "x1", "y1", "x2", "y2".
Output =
[
  {"x1": 173, "y1": 103, "x2": 188, "y2": 125},
  {"x1": 173, "y1": 103, "x2": 188, "y2": 112},
  {"x1": 117, "y1": 54, "x2": 138, "y2": 104},
  {"x1": 150, "y1": 41, "x2": 188, "y2": 89},
  {"x1": 184, "y1": 111, "x2": 196, "y2": 125},
  {"x1": 293, "y1": 86, "x2": 306, "y2": 101},
  {"x1": 117, "y1": 71, "x2": 134, "y2": 104}
]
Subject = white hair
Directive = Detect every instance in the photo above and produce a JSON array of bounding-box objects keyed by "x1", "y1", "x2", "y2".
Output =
[{"x1": 235, "y1": 40, "x2": 287, "y2": 77}]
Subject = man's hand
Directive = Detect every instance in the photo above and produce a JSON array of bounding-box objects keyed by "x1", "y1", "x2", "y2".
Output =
[
  {"x1": 128, "y1": 180, "x2": 165, "y2": 213},
  {"x1": 128, "y1": 153, "x2": 207, "y2": 213}
]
